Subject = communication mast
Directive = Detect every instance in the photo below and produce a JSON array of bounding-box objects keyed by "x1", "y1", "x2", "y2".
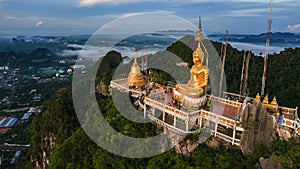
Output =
[
  {"x1": 240, "y1": 50, "x2": 251, "y2": 96},
  {"x1": 261, "y1": 0, "x2": 274, "y2": 96},
  {"x1": 141, "y1": 50, "x2": 148, "y2": 75},
  {"x1": 219, "y1": 30, "x2": 229, "y2": 97}
]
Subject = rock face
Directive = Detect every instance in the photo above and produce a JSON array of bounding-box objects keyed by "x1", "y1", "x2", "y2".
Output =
[
  {"x1": 239, "y1": 101, "x2": 276, "y2": 155},
  {"x1": 276, "y1": 127, "x2": 292, "y2": 141},
  {"x1": 175, "y1": 139, "x2": 199, "y2": 157},
  {"x1": 206, "y1": 136, "x2": 225, "y2": 148},
  {"x1": 96, "y1": 81, "x2": 108, "y2": 96},
  {"x1": 32, "y1": 133, "x2": 56, "y2": 169},
  {"x1": 258, "y1": 156, "x2": 282, "y2": 169}
]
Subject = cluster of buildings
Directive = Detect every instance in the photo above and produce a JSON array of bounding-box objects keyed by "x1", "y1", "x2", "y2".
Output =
[
  {"x1": 0, "y1": 117, "x2": 18, "y2": 134},
  {"x1": 0, "y1": 107, "x2": 40, "y2": 134},
  {"x1": 34, "y1": 64, "x2": 87, "y2": 82},
  {"x1": 0, "y1": 66, "x2": 19, "y2": 90}
]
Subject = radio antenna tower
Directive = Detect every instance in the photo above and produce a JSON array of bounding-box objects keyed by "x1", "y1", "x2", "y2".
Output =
[
  {"x1": 219, "y1": 30, "x2": 229, "y2": 97},
  {"x1": 261, "y1": 0, "x2": 274, "y2": 96}
]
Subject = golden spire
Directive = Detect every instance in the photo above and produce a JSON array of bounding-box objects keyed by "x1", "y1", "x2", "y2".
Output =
[
  {"x1": 133, "y1": 48, "x2": 137, "y2": 64},
  {"x1": 193, "y1": 16, "x2": 205, "y2": 63},
  {"x1": 195, "y1": 17, "x2": 204, "y2": 43}
]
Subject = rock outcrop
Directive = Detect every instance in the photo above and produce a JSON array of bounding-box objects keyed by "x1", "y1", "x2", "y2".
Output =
[
  {"x1": 96, "y1": 81, "x2": 108, "y2": 96},
  {"x1": 276, "y1": 127, "x2": 292, "y2": 141},
  {"x1": 239, "y1": 101, "x2": 276, "y2": 155},
  {"x1": 175, "y1": 139, "x2": 199, "y2": 157},
  {"x1": 258, "y1": 156, "x2": 282, "y2": 169},
  {"x1": 205, "y1": 136, "x2": 225, "y2": 148},
  {"x1": 32, "y1": 133, "x2": 56, "y2": 169}
]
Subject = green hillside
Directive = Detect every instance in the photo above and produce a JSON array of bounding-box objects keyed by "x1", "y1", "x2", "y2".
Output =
[{"x1": 17, "y1": 37, "x2": 300, "y2": 169}]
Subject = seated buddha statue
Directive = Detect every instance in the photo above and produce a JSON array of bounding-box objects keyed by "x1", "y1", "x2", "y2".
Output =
[{"x1": 175, "y1": 42, "x2": 209, "y2": 98}]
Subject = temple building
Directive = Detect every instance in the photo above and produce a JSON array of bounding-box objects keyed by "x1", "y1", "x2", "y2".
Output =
[{"x1": 110, "y1": 18, "x2": 300, "y2": 146}]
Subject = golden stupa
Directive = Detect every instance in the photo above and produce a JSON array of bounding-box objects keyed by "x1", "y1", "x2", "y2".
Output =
[
  {"x1": 127, "y1": 48, "x2": 144, "y2": 87},
  {"x1": 175, "y1": 18, "x2": 209, "y2": 98}
]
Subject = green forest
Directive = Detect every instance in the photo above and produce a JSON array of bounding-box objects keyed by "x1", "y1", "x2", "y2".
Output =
[{"x1": 16, "y1": 36, "x2": 300, "y2": 169}]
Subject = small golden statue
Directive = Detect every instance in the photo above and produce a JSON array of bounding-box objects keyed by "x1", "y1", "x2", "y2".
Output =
[
  {"x1": 254, "y1": 93, "x2": 261, "y2": 102},
  {"x1": 271, "y1": 97, "x2": 278, "y2": 105},
  {"x1": 262, "y1": 95, "x2": 269, "y2": 104}
]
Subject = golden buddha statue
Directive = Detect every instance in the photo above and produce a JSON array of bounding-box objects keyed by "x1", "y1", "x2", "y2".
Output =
[
  {"x1": 271, "y1": 97, "x2": 278, "y2": 105},
  {"x1": 262, "y1": 95, "x2": 269, "y2": 104},
  {"x1": 175, "y1": 18, "x2": 209, "y2": 98},
  {"x1": 254, "y1": 93, "x2": 261, "y2": 102},
  {"x1": 262, "y1": 95, "x2": 279, "y2": 112},
  {"x1": 127, "y1": 48, "x2": 144, "y2": 87}
]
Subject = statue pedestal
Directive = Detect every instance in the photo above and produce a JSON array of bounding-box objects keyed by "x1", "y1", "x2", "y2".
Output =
[{"x1": 174, "y1": 88, "x2": 207, "y2": 111}]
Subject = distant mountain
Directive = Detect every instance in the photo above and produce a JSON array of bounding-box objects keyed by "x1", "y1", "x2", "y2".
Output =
[
  {"x1": 115, "y1": 33, "x2": 177, "y2": 50},
  {"x1": 156, "y1": 30, "x2": 195, "y2": 33},
  {"x1": 0, "y1": 51, "x2": 16, "y2": 65},
  {"x1": 208, "y1": 34, "x2": 248, "y2": 38},
  {"x1": 208, "y1": 32, "x2": 300, "y2": 44},
  {"x1": 30, "y1": 48, "x2": 57, "y2": 59},
  {"x1": 230, "y1": 32, "x2": 300, "y2": 44}
]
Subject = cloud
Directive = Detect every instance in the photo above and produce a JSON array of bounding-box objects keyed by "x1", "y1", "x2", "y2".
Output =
[
  {"x1": 4, "y1": 15, "x2": 37, "y2": 21},
  {"x1": 79, "y1": 0, "x2": 143, "y2": 6},
  {"x1": 224, "y1": 8, "x2": 285, "y2": 17},
  {"x1": 35, "y1": 21, "x2": 43, "y2": 27},
  {"x1": 78, "y1": 0, "x2": 296, "y2": 7},
  {"x1": 59, "y1": 43, "x2": 162, "y2": 63},
  {"x1": 287, "y1": 24, "x2": 300, "y2": 32}
]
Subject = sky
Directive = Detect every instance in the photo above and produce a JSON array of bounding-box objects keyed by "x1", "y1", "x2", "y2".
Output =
[{"x1": 0, "y1": 0, "x2": 300, "y2": 36}]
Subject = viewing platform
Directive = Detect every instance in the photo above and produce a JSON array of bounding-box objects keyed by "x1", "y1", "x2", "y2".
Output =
[
  {"x1": 110, "y1": 78, "x2": 245, "y2": 145},
  {"x1": 110, "y1": 77, "x2": 300, "y2": 145}
]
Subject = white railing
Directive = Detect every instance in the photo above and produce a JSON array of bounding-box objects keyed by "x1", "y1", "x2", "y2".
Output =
[
  {"x1": 145, "y1": 97, "x2": 243, "y2": 131},
  {"x1": 280, "y1": 118, "x2": 298, "y2": 129},
  {"x1": 210, "y1": 96, "x2": 242, "y2": 107},
  {"x1": 201, "y1": 110, "x2": 239, "y2": 128},
  {"x1": 223, "y1": 91, "x2": 245, "y2": 99},
  {"x1": 209, "y1": 129, "x2": 241, "y2": 146},
  {"x1": 110, "y1": 80, "x2": 144, "y2": 96},
  {"x1": 145, "y1": 97, "x2": 188, "y2": 119},
  {"x1": 279, "y1": 106, "x2": 297, "y2": 115},
  {"x1": 148, "y1": 115, "x2": 197, "y2": 134}
]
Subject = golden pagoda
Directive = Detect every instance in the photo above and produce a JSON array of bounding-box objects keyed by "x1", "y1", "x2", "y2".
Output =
[{"x1": 127, "y1": 48, "x2": 144, "y2": 88}]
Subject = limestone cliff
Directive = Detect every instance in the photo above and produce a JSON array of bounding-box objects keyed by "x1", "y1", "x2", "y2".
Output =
[
  {"x1": 31, "y1": 133, "x2": 56, "y2": 169},
  {"x1": 174, "y1": 139, "x2": 199, "y2": 157},
  {"x1": 239, "y1": 101, "x2": 276, "y2": 155},
  {"x1": 258, "y1": 156, "x2": 282, "y2": 169},
  {"x1": 96, "y1": 81, "x2": 108, "y2": 96}
]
